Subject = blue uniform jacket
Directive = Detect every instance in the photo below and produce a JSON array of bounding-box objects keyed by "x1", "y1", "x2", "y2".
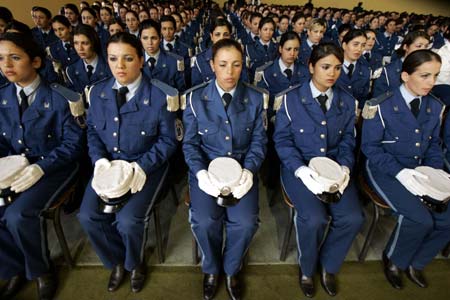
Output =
[
  {"x1": 361, "y1": 88, "x2": 444, "y2": 177},
  {"x1": 182, "y1": 80, "x2": 268, "y2": 176},
  {"x1": 48, "y1": 41, "x2": 80, "y2": 69},
  {"x1": 375, "y1": 32, "x2": 399, "y2": 57},
  {"x1": 372, "y1": 58, "x2": 402, "y2": 97},
  {"x1": 336, "y1": 58, "x2": 371, "y2": 108},
  {"x1": 298, "y1": 37, "x2": 313, "y2": 66},
  {"x1": 142, "y1": 50, "x2": 186, "y2": 92},
  {"x1": 0, "y1": 81, "x2": 84, "y2": 173},
  {"x1": 245, "y1": 40, "x2": 278, "y2": 81},
  {"x1": 87, "y1": 76, "x2": 178, "y2": 175},
  {"x1": 362, "y1": 50, "x2": 383, "y2": 73},
  {"x1": 273, "y1": 83, "x2": 356, "y2": 174},
  {"x1": 31, "y1": 27, "x2": 59, "y2": 51},
  {"x1": 444, "y1": 112, "x2": 450, "y2": 166},
  {"x1": 191, "y1": 47, "x2": 250, "y2": 86},
  {"x1": 66, "y1": 55, "x2": 112, "y2": 93}
]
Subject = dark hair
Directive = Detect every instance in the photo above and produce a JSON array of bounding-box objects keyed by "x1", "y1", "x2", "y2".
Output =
[
  {"x1": 211, "y1": 38, "x2": 243, "y2": 61},
  {"x1": 279, "y1": 31, "x2": 301, "y2": 48},
  {"x1": 73, "y1": 24, "x2": 101, "y2": 55},
  {"x1": 52, "y1": 15, "x2": 71, "y2": 28},
  {"x1": 0, "y1": 32, "x2": 45, "y2": 70},
  {"x1": 338, "y1": 23, "x2": 352, "y2": 36},
  {"x1": 250, "y1": 12, "x2": 263, "y2": 23},
  {"x1": 210, "y1": 18, "x2": 232, "y2": 34},
  {"x1": 125, "y1": 10, "x2": 139, "y2": 20},
  {"x1": 108, "y1": 20, "x2": 126, "y2": 31},
  {"x1": 0, "y1": 6, "x2": 13, "y2": 23},
  {"x1": 279, "y1": 15, "x2": 289, "y2": 22},
  {"x1": 309, "y1": 42, "x2": 344, "y2": 66},
  {"x1": 107, "y1": 31, "x2": 143, "y2": 58},
  {"x1": 160, "y1": 15, "x2": 176, "y2": 28},
  {"x1": 64, "y1": 3, "x2": 80, "y2": 15},
  {"x1": 81, "y1": 7, "x2": 98, "y2": 19},
  {"x1": 402, "y1": 49, "x2": 441, "y2": 74},
  {"x1": 100, "y1": 6, "x2": 113, "y2": 15},
  {"x1": 258, "y1": 16, "x2": 275, "y2": 30},
  {"x1": 32, "y1": 6, "x2": 52, "y2": 19},
  {"x1": 139, "y1": 19, "x2": 161, "y2": 38},
  {"x1": 342, "y1": 29, "x2": 367, "y2": 44},
  {"x1": 444, "y1": 26, "x2": 450, "y2": 40},
  {"x1": 396, "y1": 30, "x2": 430, "y2": 58},
  {"x1": 364, "y1": 28, "x2": 377, "y2": 36},
  {"x1": 5, "y1": 20, "x2": 32, "y2": 36},
  {"x1": 292, "y1": 13, "x2": 305, "y2": 24}
]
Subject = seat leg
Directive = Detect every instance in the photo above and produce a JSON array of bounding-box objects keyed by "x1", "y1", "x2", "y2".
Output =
[
  {"x1": 53, "y1": 205, "x2": 74, "y2": 267},
  {"x1": 153, "y1": 205, "x2": 164, "y2": 263},
  {"x1": 358, "y1": 202, "x2": 380, "y2": 262},
  {"x1": 280, "y1": 206, "x2": 295, "y2": 261}
]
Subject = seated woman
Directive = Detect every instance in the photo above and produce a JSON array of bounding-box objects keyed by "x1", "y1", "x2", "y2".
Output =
[
  {"x1": 183, "y1": 38, "x2": 267, "y2": 300},
  {"x1": 362, "y1": 49, "x2": 450, "y2": 290},
  {"x1": 66, "y1": 24, "x2": 112, "y2": 93},
  {"x1": 273, "y1": 42, "x2": 364, "y2": 298},
  {"x1": 77, "y1": 32, "x2": 178, "y2": 294},
  {"x1": 48, "y1": 15, "x2": 80, "y2": 70},
  {"x1": 140, "y1": 19, "x2": 186, "y2": 92},
  {"x1": 0, "y1": 32, "x2": 84, "y2": 300}
]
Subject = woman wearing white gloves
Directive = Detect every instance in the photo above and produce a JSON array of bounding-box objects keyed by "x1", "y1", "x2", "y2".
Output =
[
  {"x1": 361, "y1": 49, "x2": 450, "y2": 290},
  {"x1": 273, "y1": 42, "x2": 364, "y2": 298},
  {"x1": 0, "y1": 32, "x2": 84, "y2": 300},
  {"x1": 182, "y1": 38, "x2": 267, "y2": 300},
  {"x1": 77, "y1": 32, "x2": 178, "y2": 294}
]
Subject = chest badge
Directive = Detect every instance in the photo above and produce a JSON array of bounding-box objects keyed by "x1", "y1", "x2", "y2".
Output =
[
  {"x1": 2, "y1": 99, "x2": 7, "y2": 105},
  {"x1": 44, "y1": 102, "x2": 50, "y2": 109},
  {"x1": 393, "y1": 106, "x2": 399, "y2": 112},
  {"x1": 143, "y1": 99, "x2": 149, "y2": 105}
]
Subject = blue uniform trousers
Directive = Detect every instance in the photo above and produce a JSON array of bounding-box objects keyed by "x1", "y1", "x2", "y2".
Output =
[
  {"x1": 0, "y1": 167, "x2": 72, "y2": 280},
  {"x1": 281, "y1": 166, "x2": 364, "y2": 277},
  {"x1": 78, "y1": 165, "x2": 165, "y2": 271},
  {"x1": 365, "y1": 161, "x2": 450, "y2": 270},
  {"x1": 188, "y1": 173, "x2": 259, "y2": 276}
]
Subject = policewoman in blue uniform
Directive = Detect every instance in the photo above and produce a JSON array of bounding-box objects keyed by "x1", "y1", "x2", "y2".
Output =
[
  {"x1": 375, "y1": 18, "x2": 399, "y2": 57},
  {"x1": 273, "y1": 43, "x2": 364, "y2": 298},
  {"x1": 191, "y1": 18, "x2": 249, "y2": 86},
  {"x1": 245, "y1": 17, "x2": 278, "y2": 82},
  {"x1": 78, "y1": 32, "x2": 178, "y2": 294},
  {"x1": 336, "y1": 29, "x2": 371, "y2": 109},
  {"x1": 361, "y1": 50, "x2": 450, "y2": 290},
  {"x1": 183, "y1": 38, "x2": 267, "y2": 300},
  {"x1": 372, "y1": 31, "x2": 430, "y2": 97},
  {"x1": 0, "y1": 32, "x2": 84, "y2": 300},
  {"x1": 66, "y1": 24, "x2": 111, "y2": 94},
  {"x1": 298, "y1": 18, "x2": 327, "y2": 66},
  {"x1": 30, "y1": 7, "x2": 58, "y2": 52},
  {"x1": 140, "y1": 19, "x2": 186, "y2": 92},
  {"x1": 362, "y1": 29, "x2": 383, "y2": 73},
  {"x1": 48, "y1": 15, "x2": 79, "y2": 70}
]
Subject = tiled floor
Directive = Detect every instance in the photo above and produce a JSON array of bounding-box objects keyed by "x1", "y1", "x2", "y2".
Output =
[{"x1": 47, "y1": 178, "x2": 420, "y2": 268}]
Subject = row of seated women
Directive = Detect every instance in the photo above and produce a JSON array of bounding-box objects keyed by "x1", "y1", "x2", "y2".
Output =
[{"x1": 1, "y1": 15, "x2": 450, "y2": 300}]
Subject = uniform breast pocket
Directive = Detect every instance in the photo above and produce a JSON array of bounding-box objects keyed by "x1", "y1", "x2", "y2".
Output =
[
  {"x1": 197, "y1": 121, "x2": 220, "y2": 145},
  {"x1": 93, "y1": 119, "x2": 106, "y2": 132},
  {"x1": 25, "y1": 125, "x2": 58, "y2": 151},
  {"x1": 124, "y1": 122, "x2": 158, "y2": 152},
  {"x1": 292, "y1": 124, "x2": 316, "y2": 146},
  {"x1": 235, "y1": 121, "x2": 254, "y2": 147}
]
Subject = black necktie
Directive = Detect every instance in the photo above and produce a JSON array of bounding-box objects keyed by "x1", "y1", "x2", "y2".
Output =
[
  {"x1": 64, "y1": 43, "x2": 71, "y2": 53},
  {"x1": 347, "y1": 63, "x2": 354, "y2": 79},
  {"x1": 148, "y1": 57, "x2": 156, "y2": 70},
  {"x1": 42, "y1": 32, "x2": 48, "y2": 39},
  {"x1": 317, "y1": 94, "x2": 328, "y2": 113},
  {"x1": 410, "y1": 98, "x2": 420, "y2": 118},
  {"x1": 116, "y1": 86, "x2": 129, "y2": 109},
  {"x1": 284, "y1": 69, "x2": 292, "y2": 81},
  {"x1": 254, "y1": 35, "x2": 259, "y2": 42},
  {"x1": 167, "y1": 43, "x2": 174, "y2": 52},
  {"x1": 19, "y1": 89, "x2": 29, "y2": 116},
  {"x1": 222, "y1": 93, "x2": 232, "y2": 108},
  {"x1": 364, "y1": 52, "x2": 370, "y2": 62},
  {"x1": 263, "y1": 44, "x2": 268, "y2": 51},
  {"x1": 86, "y1": 65, "x2": 94, "y2": 79}
]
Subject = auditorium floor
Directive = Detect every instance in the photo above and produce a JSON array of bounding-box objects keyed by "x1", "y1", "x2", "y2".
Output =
[{"x1": 4, "y1": 177, "x2": 450, "y2": 299}]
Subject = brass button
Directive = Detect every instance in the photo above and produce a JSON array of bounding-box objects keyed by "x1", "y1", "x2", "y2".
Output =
[
  {"x1": 429, "y1": 136, "x2": 432, "y2": 140},
  {"x1": 320, "y1": 134, "x2": 325, "y2": 139},
  {"x1": 2, "y1": 132, "x2": 5, "y2": 136},
  {"x1": 246, "y1": 128, "x2": 250, "y2": 131},
  {"x1": 225, "y1": 136, "x2": 230, "y2": 140},
  {"x1": 141, "y1": 131, "x2": 146, "y2": 135},
  {"x1": 204, "y1": 129, "x2": 208, "y2": 133},
  {"x1": 415, "y1": 129, "x2": 420, "y2": 133},
  {"x1": 18, "y1": 139, "x2": 22, "y2": 144},
  {"x1": 225, "y1": 120, "x2": 229, "y2": 124},
  {"x1": 227, "y1": 152, "x2": 232, "y2": 156},
  {"x1": 415, "y1": 142, "x2": 420, "y2": 147},
  {"x1": 300, "y1": 129, "x2": 304, "y2": 133},
  {"x1": 414, "y1": 156, "x2": 419, "y2": 159},
  {"x1": 113, "y1": 147, "x2": 118, "y2": 152},
  {"x1": 47, "y1": 134, "x2": 52, "y2": 138}
]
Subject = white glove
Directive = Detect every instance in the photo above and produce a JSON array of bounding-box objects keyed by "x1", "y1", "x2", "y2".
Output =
[
  {"x1": 295, "y1": 166, "x2": 325, "y2": 195},
  {"x1": 339, "y1": 166, "x2": 350, "y2": 194},
  {"x1": 395, "y1": 168, "x2": 428, "y2": 196},
  {"x1": 93, "y1": 158, "x2": 111, "y2": 176},
  {"x1": 437, "y1": 169, "x2": 450, "y2": 179},
  {"x1": 10, "y1": 164, "x2": 44, "y2": 193},
  {"x1": 130, "y1": 162, "x2": 147, "y2": 194},
  {"x1": 196, "y1": 170, "x2": 221, "y2": 197},
  {"x1": 232, "y1": 169, "x2": 253, "y2": 199}
]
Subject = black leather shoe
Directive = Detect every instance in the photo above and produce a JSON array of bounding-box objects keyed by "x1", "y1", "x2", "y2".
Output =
[
  {"x1": 203, "y1": 273, "x2": 219, "y2": 300},
  {"x1": 382, "y1": 252, "x2": 403, "y2": 289},
  {"x1": 298, "y1": 267, "x2": 314, "y2": 298},
  {"x1": 225, "y1": 274, "x2": 242, "y2": 300},
  {"x1": 107, "y1": 264, "x2": 125, "y2": 292},
  {"x1": 320, "y1": 267, "x2": 337, "y2": 297},
  {"x1": 36, "y1": 271, "x2": 57, "y2": 300},
  {"x1": 130, "y1": 263, "x2": 146, "y2": 293},
  {"x1": 1, "y1": 274, "x2": 26, "y2": 299},
  {"x1": 405, "y1": 266, "x2": 427, "y2": 288}
]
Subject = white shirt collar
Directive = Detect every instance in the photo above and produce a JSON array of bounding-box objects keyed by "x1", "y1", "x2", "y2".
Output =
[
  {"x1": 215, "y1": 80, "x2": 236, "y2": 106},
  {"x1": 112, "y1": 74, "x2": 142, "y2": 102},
  {"x1": 306, "y1": 38, "x2": 315, "y2": 48},
  {"x1": 400, "y1": 84, "x2": 421, "y2": 109},
  {"x1": 309, "y1": 80, "x2": 333, "y2": 110},
  {"x1": 145, "y1": 50, "x2": 160, "y2": 63},
  {"x1": 343, "y1": 59, "x2": 355, "y2": 73},
  {"x1": 163, "y1": 39, "x2": 175, "y2": 50},
  {"x1": 83, "y1": 55, "x2": 99, "y2": 73},
  {"x1": 15, "y1": 75, "x2": 41, "y2": 105},
  {"x1": 278, "y1": 58, "x2": 293, "y2": 74}
]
